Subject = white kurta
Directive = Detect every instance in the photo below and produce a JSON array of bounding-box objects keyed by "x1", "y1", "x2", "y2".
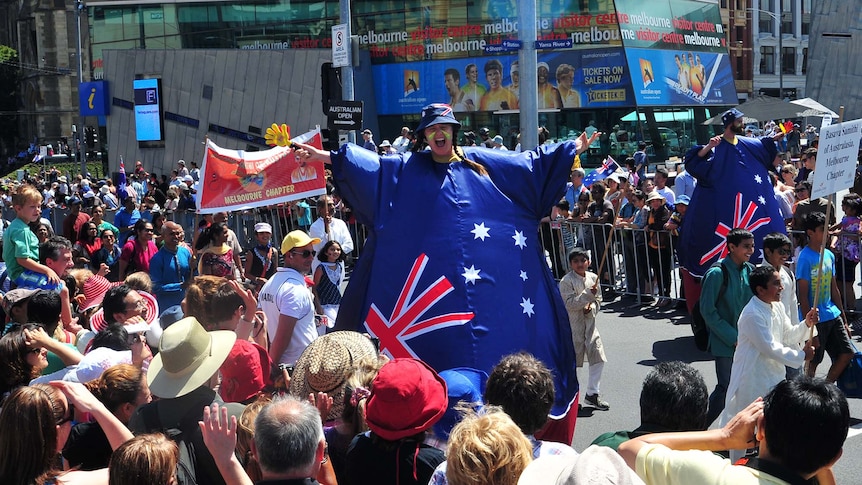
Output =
[{"x1": 720, "y1": 296, "x2": 810, "y2": 430}]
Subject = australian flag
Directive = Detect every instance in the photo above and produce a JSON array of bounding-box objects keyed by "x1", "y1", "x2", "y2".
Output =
[
  {"x1": 332, "y1": 142, "x2": 582, "y2": 443},
  {"x1": 582, "y1": 155, "x2": 619, "y2": 187},
  {"x1": 680, "y1": 136, "x2": 786, "y2": 277},
  {"x1": 117, "y1": 156, "x2": 128, "y2": 203}
]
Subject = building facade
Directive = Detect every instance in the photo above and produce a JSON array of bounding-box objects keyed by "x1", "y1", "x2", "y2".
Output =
[
  {"x1": 748, "y1": 0, "x2": 811, "y2": 99},
  {"x1": 88, "y1": 0, "x2": 739, "y2": 173}
]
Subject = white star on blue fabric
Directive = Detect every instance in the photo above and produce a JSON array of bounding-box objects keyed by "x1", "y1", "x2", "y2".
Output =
[
  {"x1": 757, "y1": 195, "x2": 766, "y2": 205},
  {"x1": 512, "y1": 230, "x2": 527, "y2": 249},
  {"x1": 520, "y1": 297, "x2": 535, "y2": 317},
  {"x1": 754, "y1": 174, "x2": 763, "y2": 184},
  {"x1": 471, "y1": 222, "x2": 491, "y2": 241},
  {"x1": 519, "y1": 270, "x2": 528, "y2": 281},
  {"x1": 462, "y1": 265, "x2": 482, "y2": 285}
]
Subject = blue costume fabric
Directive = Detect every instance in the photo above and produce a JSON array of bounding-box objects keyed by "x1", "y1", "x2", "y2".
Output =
[
  {"x1": 331, "y1": 143, "x2": 579, "y2": 415},
  {"x1": 680, "y1": 136, "x2": 786, "y2": 277}
]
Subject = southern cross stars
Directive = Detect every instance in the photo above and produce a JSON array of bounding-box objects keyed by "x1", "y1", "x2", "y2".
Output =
[
  {"x1": 462, "y1": 265, "x2": 482, "y2": 284},
  {"x1": 520, "y1": 297, "x2": 535, "y2": 317},
  {"x1": 471, "y1": 222, "x2": 490, "y2": 241},
  {"x1": 512, "y1": 230, "x2": 527, "y2": 249}
]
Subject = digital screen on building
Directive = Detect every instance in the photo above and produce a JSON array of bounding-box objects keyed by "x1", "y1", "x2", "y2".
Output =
[
  {"x1": 133, "y1": 78, "x2": 164, "y2": 142},
  {"x1": 614, "y1": 0, "x2": 728, "y2": 53}
]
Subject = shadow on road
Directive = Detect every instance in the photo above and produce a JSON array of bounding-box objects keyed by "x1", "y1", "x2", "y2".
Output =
[
  {"x1": 601, "y1": 298, "x2": 690, "y2": 325},
  {"x1": 635, "y1": 336, "x2": 714, "y2": 366}
]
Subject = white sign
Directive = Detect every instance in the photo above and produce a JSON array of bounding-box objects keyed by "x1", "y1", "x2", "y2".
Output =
[
  {"x1": 821, "y1": 115, "x2": 833, "y2": 130},
  {"x1": 331, "y1": 24, "x2": 350, "y2": 68},
  {"x1": 810, "y1": 118, "x2": 862, "y2": 199}
]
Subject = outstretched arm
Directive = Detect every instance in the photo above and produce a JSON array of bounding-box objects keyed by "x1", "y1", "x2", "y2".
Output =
[{"x1": 293, "y1": 142, "x2": 332, "y2": 165}]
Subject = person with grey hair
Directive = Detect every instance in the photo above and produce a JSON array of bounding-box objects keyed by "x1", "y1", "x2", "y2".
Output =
[
  {"x1": 255, "y1": 396, "x2": 326, "y2": 480},
  {"x1": 200, "y1": 396, "x2": 329, "y2": 484},
  {"x1": 564, "y1": 168, "x2": 587, "y2": 209}
]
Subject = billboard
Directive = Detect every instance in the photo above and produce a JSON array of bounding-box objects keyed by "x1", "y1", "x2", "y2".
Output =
[
  {"x1": 372, "y1": 47, "x2": 635, "y2": 115},
  {"x1": 133, "y1": 78, "x2": 164, "y2": 142},
  {"x1": 614, "y1": 0, "x2": 728, "y2": 53},
  {"x1": 624, "y1": 47, "x2": 737, "y2": 106}
]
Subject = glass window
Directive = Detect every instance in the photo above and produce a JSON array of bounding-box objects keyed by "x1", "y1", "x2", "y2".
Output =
[
  {"x1": 802, "y1": 47, "x2": 808, "y2": 74},
  {"x1": 782, "y1": 46, "x2": 794, "y2": 74},
  {"x1": 760, "y1": 46, "x2": 775, "y2": 74}
]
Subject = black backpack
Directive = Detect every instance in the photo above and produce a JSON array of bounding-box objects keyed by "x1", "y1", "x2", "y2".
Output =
[
  {"x1": 690, "y1": 263, "x2": 729, "y2": 352},
  {"x1": 139, "y1": 398, "x2": 226, "y2": 485}
]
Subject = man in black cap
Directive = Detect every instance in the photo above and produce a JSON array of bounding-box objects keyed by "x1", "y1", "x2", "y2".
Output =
[
  {"x1": 62, "y1": 195, "x2": 90, "y2": 245},
  {"x1": 362, "y1": 129, "x2": 377, "y2": 152},
  {"x1": 478, "y1": 127, "x2": 493, "y2": 148}
]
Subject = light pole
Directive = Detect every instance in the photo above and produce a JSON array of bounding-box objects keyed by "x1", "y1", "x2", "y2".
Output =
[
  {"x1": 75, "y1": 0, "x2": 87, "y2": 176},
  {"x1": 749, "y1": 2, "x2": 783, "y2": 99}
]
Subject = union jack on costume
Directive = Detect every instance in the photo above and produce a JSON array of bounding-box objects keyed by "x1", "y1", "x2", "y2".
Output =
[
  {"x1": 680, "y1": 136, "x2": 786, "y2": 277},
  {"x1": 331, "y1": 142, "x2": 580, "y2": 423}
]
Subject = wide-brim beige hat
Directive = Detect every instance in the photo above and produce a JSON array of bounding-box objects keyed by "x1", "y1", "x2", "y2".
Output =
[
  {"x1": 288, "y1": 331, "x2": 378, "y2": 422},
  {"x1": 646, "y1": 191, "x2": 666, "y2": 203},
  {"x1": 517, "y1": 445, "x2": 645, "y2": 485},
  {"x1": 147, "y1": 316, "x2": 236, "y2": 399}
]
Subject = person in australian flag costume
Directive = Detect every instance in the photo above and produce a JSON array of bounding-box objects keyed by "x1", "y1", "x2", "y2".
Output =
[
  {"x1": 292, "y1": 104, "x2": 598, "y2": 441},
  {"x1": 679, "y1": 108, "x2": 787, "y2": 313}
]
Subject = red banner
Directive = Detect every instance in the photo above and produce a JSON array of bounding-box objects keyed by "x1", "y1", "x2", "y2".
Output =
[{"x1": 197, "y1": 128, "x2": 326, "y2": 213}]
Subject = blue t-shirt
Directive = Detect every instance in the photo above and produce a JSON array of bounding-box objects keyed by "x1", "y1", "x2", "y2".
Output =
[
  {"x1": 795, "y1": 246, "x2": 841, "y2": 322},
  {"x1": 297, "y1": 200, "x2": 312, "y2": 227}
]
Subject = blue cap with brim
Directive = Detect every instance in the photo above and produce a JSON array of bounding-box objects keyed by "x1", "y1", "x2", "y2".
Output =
[
  {"x1": 415, "y1": 103, "x2": 461, "y2": 134},
  {"x1": 432, "y1": 367, "x2": 488, "y2": 440},
  {"x1": 722, "y1": 108, "x2": 744, "y2": 128}
]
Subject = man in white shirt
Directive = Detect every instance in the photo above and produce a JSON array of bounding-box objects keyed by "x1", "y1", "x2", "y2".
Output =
[
  {"x1": 308, "y1": 195, "x2": 354, "y2": 270},
  {"x1": 654, "y1": 167, "x2": 675, "y2": 205},
  {"x1": 392, "y1": 127, "x2": 412, "y2": 153},
  {"x1": 258, "y1": 231, "x2": 321, "y2": 365}
]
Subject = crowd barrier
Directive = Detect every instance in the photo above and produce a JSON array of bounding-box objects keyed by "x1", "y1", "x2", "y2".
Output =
[{"x1": 21, "y1": 205, "x2": 861, "y2": 315}]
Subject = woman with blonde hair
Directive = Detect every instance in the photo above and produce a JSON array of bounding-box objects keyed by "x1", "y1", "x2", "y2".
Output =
[
  {"x1": 63, "y1": 364, "x2": 152, "y2": 470},
  {"x1": 445, "y1": 408, "x2": 532, "y2": 485},
  {"x1": 109, "y1": 433, "x2": 178, "y2": 485}
]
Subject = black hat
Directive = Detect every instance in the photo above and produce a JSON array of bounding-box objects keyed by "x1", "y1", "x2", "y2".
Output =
[{"x1": 479, "y1": 127, "x2": 490, "y2": 136}]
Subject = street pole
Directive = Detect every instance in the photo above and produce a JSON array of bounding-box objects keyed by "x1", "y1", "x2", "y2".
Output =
[
  {"x1": 517, "y1": 0, "x2": 538, "y2": 150},
  {"x1": 777, "y1": 0, "x2": 783, "y2": 100},
  {"x1": 339, "y1": 0, "x2": 355, "y2": 145},
  {"x1": 75, "y1": 0, "x2": 87, "y2": 176}
]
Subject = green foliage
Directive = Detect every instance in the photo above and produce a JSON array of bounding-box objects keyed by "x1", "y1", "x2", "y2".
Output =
[{"x1": 0, "y1": 46, "x2": 16, "y2": 64}]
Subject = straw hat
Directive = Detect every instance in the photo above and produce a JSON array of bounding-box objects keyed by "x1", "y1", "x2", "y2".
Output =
[
  {"x1": 147, "y1": 316, "x2": 236, "y2": 398},
  {"x1": 288, "y1": 331, "x2": 378, "y2": 422}
]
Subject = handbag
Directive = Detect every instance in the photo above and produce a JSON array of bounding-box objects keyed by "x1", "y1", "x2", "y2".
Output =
[{"x1": 836, "y1": 342, "x2": 862, "y2": 399}]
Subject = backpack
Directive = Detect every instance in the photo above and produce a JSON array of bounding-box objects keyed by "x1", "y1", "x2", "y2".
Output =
[
  {"x1": 139, "y1": 398, "x2": 225, "y2": 485},
  {"x1": 690, "y1": 263, "x2": 729, "y2": 352}
]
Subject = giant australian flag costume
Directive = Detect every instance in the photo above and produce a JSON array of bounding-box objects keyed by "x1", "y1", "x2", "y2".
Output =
[
  {"x1": 680, "y1": 108, "x2": 787, "y2": 277},
  {"x1": 330, "y1": 106, "x2": 578, "y2": 421}
]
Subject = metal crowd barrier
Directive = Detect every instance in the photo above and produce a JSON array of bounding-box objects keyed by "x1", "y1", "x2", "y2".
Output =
[{"x1": 539, "y1": 221, "x2": 684, "y2": 305}]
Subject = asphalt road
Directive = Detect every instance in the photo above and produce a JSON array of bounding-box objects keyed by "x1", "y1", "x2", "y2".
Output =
[{"x1": 569, "y1": 296, "x2": 862, "y2": 483}]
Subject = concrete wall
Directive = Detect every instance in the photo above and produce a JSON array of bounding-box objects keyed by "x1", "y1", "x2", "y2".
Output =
[
  {"x1": 102, "y1": 49, "x2": 332, "y2": 178},
  {"x1": 805, "y1": 1, "x2": 862, "y2": 120}
]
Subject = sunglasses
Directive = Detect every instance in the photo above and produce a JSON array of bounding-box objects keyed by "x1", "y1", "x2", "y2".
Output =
[
  {"x1": 290, "y1": 250, "x2": 316, "y2": 258},
  {"x1": 57, "y1": 402, "x2": 75, "y2": 426},
  {"x1": 778, "y1": 248, "x2": 792, "y2": 256}
]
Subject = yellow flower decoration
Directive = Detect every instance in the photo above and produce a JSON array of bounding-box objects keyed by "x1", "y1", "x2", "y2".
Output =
[{"x1": 265, "y1": 123, "x2": 291, "y2": 147}]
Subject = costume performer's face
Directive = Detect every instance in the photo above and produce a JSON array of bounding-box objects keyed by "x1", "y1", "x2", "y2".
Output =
[
  {"x1": 424, "y1": 124, "x2": 455, "y2": 158},
  {"x1": 731, "y1": 120, "x2": 745, "y2": 135}
]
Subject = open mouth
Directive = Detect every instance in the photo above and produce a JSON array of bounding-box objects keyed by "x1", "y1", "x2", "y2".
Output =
[{"x1": 434, "y1": 137, "x2": 446, "y2": 148}]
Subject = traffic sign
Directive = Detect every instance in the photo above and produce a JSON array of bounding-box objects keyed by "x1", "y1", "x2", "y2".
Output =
[
  {"x1": 535, "y1": 39, "x2": 573, "y2": 49},
  {"x1": 484, "y1": 39, "x2": 523, "y2": 54},
  {"x1": 327, "y1": 100, "x2": 363, "y2": 131},
  {"x1": 332, "y1": 24, "x2": 350, "y2": 68}
]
